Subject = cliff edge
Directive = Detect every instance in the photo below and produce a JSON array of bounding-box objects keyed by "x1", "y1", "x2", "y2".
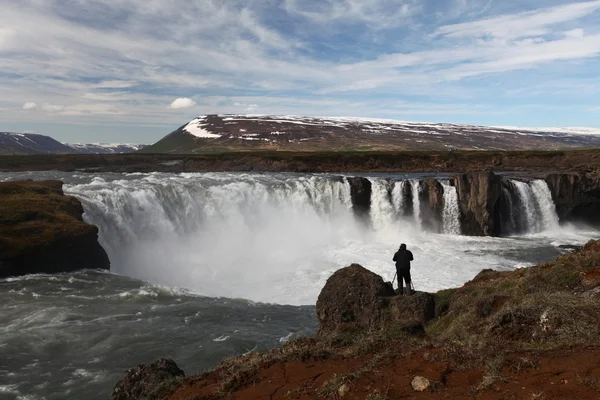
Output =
[{"x1": 0, "y1": 180, "x2": 110, "y2": 278}]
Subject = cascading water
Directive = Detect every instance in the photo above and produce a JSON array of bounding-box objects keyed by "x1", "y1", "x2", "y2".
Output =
[
  {"x1": 530, "y1": 180, "x2": 560, "y2": 232},
  {"x1": 410, "y1": 180, "x2": 422, "y2": 230},
  {"x1": 512, "y1": 180, "x2": 540, "y2": 233},
  {"x1": 509, "y1": 179, "x2": 560, "y2": 234},
  {"x1": 369, "y1": 179, "x2": 396, "y2": 231},
  {"x1": 440, "y1": 181, "x2": 461, "y2": 235},
  {"x1": 67, "y1": 173, "x2": 356, "y2": 304},
  {"x1": 391, "y1": 181, "x2": 406, "y2": 215}
]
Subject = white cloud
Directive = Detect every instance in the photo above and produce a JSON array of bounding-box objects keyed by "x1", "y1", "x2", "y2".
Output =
[
  {"x1": 169, "y1": 97, "x2": 197, "y2": 109},
  {"x1": 22, "y1": 102, "x2": 38, "y2": 110},
  {"x1": 565, "y1": 28, "x2": 585, "y2": 39},
  {"x1": 434, "y1": 0, "x2": 600, "y2": 40},
  {"x1": 284, "y1": 0, "x2": 418, "y2": 27},
  {"x1": 41, "y1": 103, "x2": 65, "y2": 113}
]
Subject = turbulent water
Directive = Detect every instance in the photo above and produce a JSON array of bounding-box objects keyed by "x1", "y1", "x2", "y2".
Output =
[{"x1": 1, "y1": 171, "x2": 599, "y2": 399}]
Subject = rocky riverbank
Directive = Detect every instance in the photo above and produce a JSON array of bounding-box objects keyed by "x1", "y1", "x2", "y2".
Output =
[
  {"x1": 114, "y1": 241, "x2": 600, "y2": 399},
  {"x1": 0, "y1": 180, "x2": 110, "y2": 278}
]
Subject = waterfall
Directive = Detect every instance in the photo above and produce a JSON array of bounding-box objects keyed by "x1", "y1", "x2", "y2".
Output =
[
  {"x1": 410, "y1": 180, "x2": 422, "y2": 230},
  {"x1": 512, "y1": 181, "x2": 539, "y2": 233},
  {"x1": 65, "y1": 174, "x2": 356, "y2": 296},
  {"x1": 530, "y1": 180, "x2": 560, "y2": 232},
  {"x1": 369, "y1": 179, "x2": 395, "y2": 231},
  {"x1": 509, "y1": 179, "x2": 560, "y2": 234},
  {"x1": 391, "y1": 181, "x2": 406, "y2": 215},
  {"x1": 440, "y1": 181, "x2": 461, "y2": 235}
]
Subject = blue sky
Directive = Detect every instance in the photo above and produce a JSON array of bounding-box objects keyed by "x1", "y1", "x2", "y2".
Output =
[{"x1": 1, "y1": 0, "x2": 599, "y2": 144}]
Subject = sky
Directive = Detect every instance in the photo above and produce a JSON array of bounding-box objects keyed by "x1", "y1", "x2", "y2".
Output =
[{"x1": 1, "y1": 0, "x2": 600, "y2": 144}]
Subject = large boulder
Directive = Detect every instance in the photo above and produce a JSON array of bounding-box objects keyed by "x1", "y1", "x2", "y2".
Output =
[
  {"x1": 316, "y1": 264, "x2": 395, "y2": 336},
  {"x1": 0, "y1": 180, "x2": 110, "y2": 278},
  {"x1": 316, "y1": 264, "x2": 436, "y2": 336},
  {"x1": 545, "y1": 173, "x2": 600, "y2": 225},
  {"x1": 112, "y1": 358, "x2": 185, "y2": 400},
  {"x1": 451, "y1": 172, "x2": 502, "y2": 236}
]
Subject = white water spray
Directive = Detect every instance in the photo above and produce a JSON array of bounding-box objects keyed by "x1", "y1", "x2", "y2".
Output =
[
  {"x1": 530, "y1": 180, "x2": 560, "y2": 232},
  {"x1": 410, "y1": 180, "x2": 422, "y2": 230},
  {"x1": 440, "y1": 181, "x2": 461, "y2": 235},
  {"x1": 369, "y1": 179, "x2": 396, "y2": 231},
  {"x1": 391, "y1": 181, "x2": 406, "y2": 215},
  {"x1": 512, "y1": 180, "x2": 539, "y2": 233}
]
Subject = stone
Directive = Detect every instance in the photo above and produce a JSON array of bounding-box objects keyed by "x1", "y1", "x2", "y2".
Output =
[
  {"x1": 112, "y1": 358, "x2": 185, "y2": 400},
  {"x1": 411, "y1": 376, "x2": 431, "y2": 392},
  {"x1": 338, "y1": 383, "x2": 350, "y2": 397},
  {"x1": 316, "y1": 264, "x2": 395, "y2": 336}
]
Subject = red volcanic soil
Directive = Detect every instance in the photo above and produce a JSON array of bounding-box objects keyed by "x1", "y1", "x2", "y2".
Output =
[{"x1": 168, "y1": 347, "x2": 600, "y2": 399}]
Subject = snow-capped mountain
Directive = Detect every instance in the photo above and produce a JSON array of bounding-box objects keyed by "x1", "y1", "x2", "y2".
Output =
[
  {"x1": 141, "y1": 114, "x2": 600, "y2": 153},
  {"x1": 65, "y1": 143, "x2": 147, "y2": 154},
  {"x1": 0, "y1": 132, "x2": 146, "y2": 155}
]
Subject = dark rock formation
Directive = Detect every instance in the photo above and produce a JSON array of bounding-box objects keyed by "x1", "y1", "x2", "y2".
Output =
[
  {"x1": 0, "y1": 180, "x2": 110, "y2": 278},
  {"x1": 316, "y1": 264, "x2": 435, "y2": 336},
  {"x1": 452, "y1": 172, "x2": 503, "y2": 236},
  {"x1": 316, "y1": 264, "x2": 395, "y2": 336},
  {"x1": 347, "y1": 177, "x2": 372, "y2": 222},
  {"x1": 400, "y1": 180, "x2": 413, "y2": 218},
  {"x1": 389, "y1": 292, "x2": 436, "y2": 333},
  {"x1": 112, "y1": 358, "x2": 185, "y2": 400},
  {"x1": 421, "y1": 178, "x2": 445, "y2": 233},
  {"x1": 545, "y1": 173, "x2": 600, "y2": 225}
]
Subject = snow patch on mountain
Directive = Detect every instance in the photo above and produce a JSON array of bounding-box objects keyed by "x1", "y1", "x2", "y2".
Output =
[{"x1": 183, "y1": 117, "x2": 222, "y2": 138}]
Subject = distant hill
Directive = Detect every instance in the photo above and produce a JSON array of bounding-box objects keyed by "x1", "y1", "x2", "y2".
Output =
[
  {"x1": 140, "y1": 114, "x2": 600, "y2": 153},
  {"x1": 0, "y1": 132, "x2": 75, "y2": 155},
  {"x1": 65, "y1": 143, "x2": 147, "y2": 154},
  {"x1": 0, "y1": 132, "x2": 145, "y2": 155}
]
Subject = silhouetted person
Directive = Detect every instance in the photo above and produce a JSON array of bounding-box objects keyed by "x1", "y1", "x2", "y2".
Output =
[{"x1": 393, "y1": 243, "x2": 414, "y2": 295}]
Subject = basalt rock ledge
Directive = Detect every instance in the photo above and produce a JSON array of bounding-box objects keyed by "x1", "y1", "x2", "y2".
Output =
[{"x1": 0, "y1": 180, "x2": 110, "y2": 278}]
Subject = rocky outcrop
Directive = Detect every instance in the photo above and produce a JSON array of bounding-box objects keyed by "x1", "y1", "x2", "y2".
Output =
[
  {"x1": 421, "y1": 178, "x2": 445, "y2": 233},
  {"x1": 545, "y1": 173, "x2": 600, "y2": 225},
  {"x1": 112, "y1": 358, "x2": 185, "y2": 400},
  {"x1": 451, "y1": 172, "x2": 503, "y2": 236},
  {"x1": 316, "y1": 264, "x2": 394, "y2": 336},
  {"x1": 347, "y1": 177, "x2": 372, "y2": 221},
  {"x1": 316, "y1": 264, "x2": 435, "y2": 336},
  {"x1": 0, "y1": 180, "x2": 110, "y2": 278},
  {"x1": 389, "y1": 292, "x2": 436, "y2": 333}
]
